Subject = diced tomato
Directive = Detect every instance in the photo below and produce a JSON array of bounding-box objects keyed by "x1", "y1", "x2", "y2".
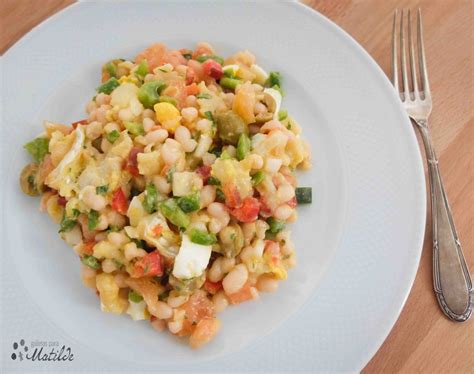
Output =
[
  {"x1": 230, "y1": 197, "x2": 260, "y2": 223},
  {"x1": 152, "y1": 225, "x2": 163, "y2": 237},
  {"x1": 196, "y1": 165, "x2": 211, "y2": 183},
  {"x1": 264, "y1": 240, "x2": 280, "y2": 265},
  {"x1": 186, "y1": 68, "x2": 196, "y2": 85},
  {"x1": 177, "y1": 290, "x2": 215, "y2": 337},
  {"x1": 222, "y1": 184, "x2": 241, "y2": 208},
  {"x1": 202, "y1": 60, "x2": 223, "y2": 80},
  {"x1": 185, "y1": 82, "x2": 199, "y2": 95},
  {"x1": 132, "y1": 251, "x2": 163, "y2": 278},
  {"x1": 227, "y1": 282, "x2": 254, "y2": 305},
  {"x1": 57, "y1": 195, "x2": 67, "y2": 206},
  {"x1": 72, "y1": 119, "x2": 88, "y2": 129},
  {"x1": 112, "y1": 188, "x2": 128, "y2": 214},
  {"x1": 287, "y1": 196, "x2": 297, "y2": 208},
  {"x1": 204, "y1": 280, "x2": 222, "y2": 295},
  {"x1": 83, "y1": 241, "x2": 96, "y2": 255},
  {"x1": 124, "y1": 147, "x2": 141, "y2": 176},
  {"x1": 150, "y1": 315, "x2": 157, "y2": 322}
]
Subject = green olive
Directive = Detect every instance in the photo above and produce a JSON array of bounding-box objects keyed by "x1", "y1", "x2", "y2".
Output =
[
  {"x1": 19, "y1": 163, "x2": 40, "y2": 196},
  {"x1": 218, "y1": 224, "x2": 244, "y2": 258},
  {"x1": 216, "y1": 111, "x2": 248, "y2": 145}
]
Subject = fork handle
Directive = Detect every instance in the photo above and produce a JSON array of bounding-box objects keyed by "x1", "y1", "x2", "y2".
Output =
[{"x1": 416, "y1": 119, "x2": 472, "y2": 321}]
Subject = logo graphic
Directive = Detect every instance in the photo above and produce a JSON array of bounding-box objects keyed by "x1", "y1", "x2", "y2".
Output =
[
  {"x1": 10, "y1": 339, "x2": 74, "y2": 362},
  {"x1": 11, "y1": 339, "x2": 28, "y2": 361}
]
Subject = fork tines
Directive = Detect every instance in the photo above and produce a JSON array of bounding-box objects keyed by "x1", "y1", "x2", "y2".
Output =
[{"x1": 392, "y1": 9, "x2": 430, "y2": 102}]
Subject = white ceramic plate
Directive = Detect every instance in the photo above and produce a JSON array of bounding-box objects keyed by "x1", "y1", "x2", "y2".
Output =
[{"x1": 1, "y1": 1, "x2": 426, "y2": 372}]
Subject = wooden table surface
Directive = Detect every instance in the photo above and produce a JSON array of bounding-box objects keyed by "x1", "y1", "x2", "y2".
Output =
[{"x1": 1, "y1": 0, "x2": 473, "y2": 372}]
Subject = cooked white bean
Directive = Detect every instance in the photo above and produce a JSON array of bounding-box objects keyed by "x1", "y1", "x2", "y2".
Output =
[
  {"x1": 185, "y1": 95, "x2": 197, "y2": 107},
  {"x1": 196, "y1": 119, "x2": 212, "y2": 134},
  {"x1": 161, "y1": 138, "x2": 183, "y2": 165},
  {"x1": 142, "y1": 117, "x2": 156, "y2": 132},
  {"x1": 265, "y1": 157, "x2": 283, "y2": 173},
  {"x1": 254, "y1": 102, "x2": 267, "y2": 115},
  {"x1": 255, "y1": 220, "x2": 269, "y2": 240},
  {"x1": 144, "y1": 129, "x2": 168, "y2": 145},
  {"x1": 175, "y1": 126, "x2": 197, "y2": 152},
  {"x1": 200, "y1": 185, "x2": 216, "y2": 208},
  {"x1": 63, "y1": 226, "x2": 82, "y2": 246},
  {"x1": 274, "y1": 204, "x2": 293, "y2": 220},
  {"x1": 104, "y1": 121, "x2": 120, "y2": 133},
  {"x1": 142, "y1": 108, "x2": 155, "y2": 119},
  {"x1": 194, "y1": 134, "x2": 213, "y2": 158},
  {"x1": 212, "y1": 291, "x2": 229, "y2": 313},
  {"x1": 167, "y1": 295, "x2": 188, "y2": 308},
  {"x1": 107, "y1": 232, "x2": 128, "y2": 246},
  {"x1": 81, "y1": 186, "x2": 107, "y2": 211},
  {"x1": 256, "y1": 275, "x2": 279, "y2": 292},
  {"x1": 153, "y1": 175, "x2": 171, "y2": 194},
  {"x1": 181, "y1": 107, "x2": 198, "y2": 123},
  {"x1": 118, "y1": 108, "x2": 134, "y2": 122},
  {"x1": 223, "y1": 264, "x2": 248, "y2": 295},
  {"x1": 86, "y1": 121, "x2": 103, "y2": 139},
  {"x1": 202, "y1": 152, "x2": 217, "y2": 166},
  {"x1": 168, "y1": 320, "x2": 183, "y2": 334},
  {"x1": 102, "y1": 259, "x2": 118, "y2": 273},
  {"x1": 154, "y1": 301, "x2": 173, "y2": 319},
  {"x1": 86, "y1": 100, "x2": 98, "y2": 114},
  {"x1": 123, "y1": 242, "x2": 147, "y2": 261},
  {"x1": 277, "y1": 184, "x2": 295, "y2": 204}
]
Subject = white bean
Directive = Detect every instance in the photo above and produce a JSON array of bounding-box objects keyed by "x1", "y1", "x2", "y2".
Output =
[
  {"x1": 142, "y1": 108, "x2": 155, "y2": 119},
  {"x1": 223, "y1": 264, "x2": 248, "y2": 295},
  {"x1": 265, "y1": 157, "x2": 283, "y2": 173},
  {"x1": 144, "y1": 129, "x2": 168, "y2": 145},
  {"x1": 254, "y1": 102, "x2": 267, "y2": 115},
  {"x1": 196, "y1": 119, "x2": 212, "y2": 134},
  {"x1": 161, "y1": 138, "x2": 183, "y2": 165},
  {"x1": 181, "y1": 107, "x2": 198, "y2": 123},
  {"x1": 167, "y1": 295, "x2": 188, "y2": 308},
  {"x1": 185, "y1": 95, "x2": 197, "y2": 107},
  {"x1": 86, "y1": 100, "x2": 97, "y2": 114},
  {"x1": 107, "y1": 232, "x2": 128, "y2": 246},
  {"x1": 274, "y1": 204, "x2": 293, "y2": 220},
  {"x1": 168, "y1": 320, "x2": 183, "y2": 334},
  {"x1": 102, "y1": 259, "x2": 118, "y2": 273},
  {"x1": 255, "y1": 220, "x2": 269, "y2": 240},
  {"x1": 81, "y1": 186, "x2": 107, "y2": 211},
  {"x1": 202, "y1": 152, "x2": 217, "y2": 166},
  {"x1": 194, "y1": 134, "x2": 213, "y2": 158},
  {"x1": 256, "y1": 275, "x2": 279, "y2": 292},
  {"x1": 154, "y1": 301, "x2": 173, "y2": 319},
  {"x1": 200, "y1": 185, "x2": 216, "y2": 208},
  {"x1": 118, "y1": 108, "x2": 134, "y2": 122},
  {"x1": 175, "y1": 126, "x2": 197, "y2": 152},
  {"x1": 153, "y1": 175, "x2": 171, "y2": 194},
  {"x1": 277, "y1": 184, "x2": 295, "y2": 204},
  {"x1": 104, "y1": 122, "x2": 120, "y2": 133},
  {"x1": 123, "y1": 242, "x2": 147, "y2": 261},
  {"x1": 212, "y1": 291, "x2": 229, "y2": 313},
  {"x1": 142, "y1": 117, "x2": 156, "y2": 132}
]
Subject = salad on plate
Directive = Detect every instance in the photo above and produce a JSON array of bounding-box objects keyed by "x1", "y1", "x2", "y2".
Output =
[{"x1": 20, "y1": 42, "x2": 312, "y2": 348}]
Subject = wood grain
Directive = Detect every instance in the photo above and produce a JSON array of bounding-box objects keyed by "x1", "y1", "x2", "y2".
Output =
[{"x1": 2, "y1": 1, "x2": 473, "y2": 372}]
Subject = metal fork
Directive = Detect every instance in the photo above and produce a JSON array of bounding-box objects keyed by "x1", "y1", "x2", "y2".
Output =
[{"x1": 392, "y1": 9, "x2": 472, "y2": 322}]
